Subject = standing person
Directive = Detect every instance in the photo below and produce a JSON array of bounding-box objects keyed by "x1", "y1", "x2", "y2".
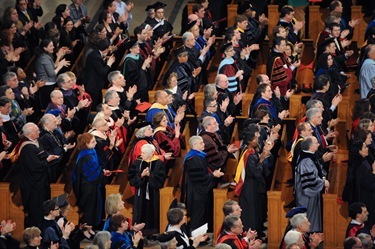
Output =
[
  {"x1": 181, "y1": 136, "x2": 224, "y2": 231},
  {"x1": 72, "y1": 133, "x2": 112, "y2": 229},
  {"x1": 84, "y1": 39, "x2": 115, "y2": 109},
  {"x1": 128, "y1": 144, "x2": 166, "y2": 236},
  {"x1": 295, "y1": 136, "x2": 329, "y2": 232},
  {"x1": 34, "y1": 39, "x2": 70, "y2": 109},
  {"x1": 122, "y1": 40, "x2": 152, "y2": 102},
  {"x1": 266, "y1": 37, "x2": 300, "y2": 97},
  {"x1": 237, "y1": 130, "x2": 271, "y2": 235},
  {"x1": 17, "y1": 122, "x2": 60, "y2": 227}
]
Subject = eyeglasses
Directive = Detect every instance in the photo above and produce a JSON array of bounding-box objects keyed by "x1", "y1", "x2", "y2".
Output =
[
  {"x1": 53, "y1": 207, "x2": 60, "y2": 211},
  {"x1": 209, "y1": 104, "x2": 217, "y2": 107}
]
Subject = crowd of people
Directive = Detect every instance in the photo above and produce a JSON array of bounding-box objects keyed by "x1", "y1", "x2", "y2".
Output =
[{"x1": 0, "y1": 0, "x2": 375, "y2": 248}]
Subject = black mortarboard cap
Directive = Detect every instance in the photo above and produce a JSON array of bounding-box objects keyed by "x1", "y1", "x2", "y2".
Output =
[
  {"x1": 124, "y1": 39, "x2": 138, "y2": 50},
  {"x1": 321, "y1": 37, "x2": 336, "y2": 48},
  {"x1": 220, "y1": 42, "x2": 233, "y2": 53},
  {"x1": 174, "y1": 46, "x2": 187, "y2": 57},
  {"x1": 185, "y1": 20, "x2": 197, "y2": 32},
  {"x1": 237, "y1": 1, "x2": 253, "y2": 14},
  {"x1": 135, "y1": 121, "x2": 152, "y2": 129},
  {"x1": 52, "y1": 193, "x2": 69, "y2": 208},
  {"x1": 145, "y1": 2, "x2": 166, "y2": 11},
  {"x1": 285, "y1": 206, "x2": 308, "y2": 218}
]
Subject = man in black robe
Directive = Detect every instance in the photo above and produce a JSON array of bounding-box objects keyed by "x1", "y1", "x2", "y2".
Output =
[
  {"x1": 182, "y1": 135, "x2": 224, "y2": 232},
  {"x1": 18, "y1": 122, "x2": 60, "y2": 227}
]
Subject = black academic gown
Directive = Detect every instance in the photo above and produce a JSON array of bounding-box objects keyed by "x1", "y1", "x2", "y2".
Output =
[
  {"x1": 182, "y1": 153, "x2": 214, "y2": 231},
  {"x1": 19, "y1": 138, "x2": 56, "y2": 227},
  {"x1": 72, "y1": 150, "x2": 105, "y2": 229},
  {"x1": 128, "y1": 157, "x2": 165, "y2": 235},
  {"x1": 122, "y1": 54, "x2": 151, "y2": 102},
  {"x1": 239, "y1": 149, "x2": 270, "y2": 232}
]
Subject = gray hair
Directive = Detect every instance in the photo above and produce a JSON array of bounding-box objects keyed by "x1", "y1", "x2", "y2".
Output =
[
  {"x1": 135, "y1": 125, "x2": 151, "y2": 138},
  {"x1": 50, "y1": 89, "x2": 62, "y2": 99},
  {"x1": 189, "y1": 135, "x2": 203, "y2": 149},
  {"x1": 92, "y1": 117, "x2": 106, "y2": 129},
  {"x1": 202, "y1": 116, "x2": 215, "y2": 130},
  {"x1": 284, "y1": 230, "x2": 302, "y2": 246},
  {"x1": 306, "y1": 100, "x2": 322, "y2": 110},
  {"x1": 40, "y1": 114, "x2": 55, "y2": 126},
  {"x1": 104, "y1": 90, "x2": 118, "y2": 104},
  {"x1": 141, "y1": 143, "x2": 155, "y2": 156},
  {"x1": 107, "y1": 70, "x2": 121, "y2": 83},
  {"x1": 56, "y1": 73, "x2": 69, "y2": 87},
  {"x1": 357, "y1": 233, "x2": 372, "y2": 249},
  {"x1": 93, "y1": 231, "x2": 111, "y2": 249},
  {"x1": 22, "y1": 122, "x2": 38, "y2": 137},
  {"x1": 306, "y1": 108, "x2": 321, "y2": 121},
  {"x1": 203, "y1": 84, "x2": 217, "y2": 99},
  {"x1": 3, "y1": 72, "x2": 17, "y2": 84},
  {"x1": 182, "y1": 32, "x2": 194, "y2": 44},
  {"x1": 289, "y1": 213, "x2": 307, "y2": 228}
]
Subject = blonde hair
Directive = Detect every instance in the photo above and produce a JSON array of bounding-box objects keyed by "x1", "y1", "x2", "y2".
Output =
[
  {"x1": 105, "y1": 193, "x2": 122, "y2": 215},
  {"x1": 23, "y1": 227, "x2": 41, "y2": 245}
]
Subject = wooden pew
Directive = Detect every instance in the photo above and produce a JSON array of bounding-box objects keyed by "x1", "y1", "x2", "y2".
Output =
[
  {"x1": 351, "y1": 5, "x2": 366, "y2": 48},
  {"x1": 308, "y1": 5, "x2": 326, "y2": 42},
  {"x1": 227, "y1": 4, "x2": 238, "y2": 28},
  {"x1": 0, "y1": 183, "x2": 25, "y2": 240}
]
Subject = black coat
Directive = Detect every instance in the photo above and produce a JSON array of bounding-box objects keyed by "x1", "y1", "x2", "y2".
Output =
[{"x1": 84, "y1": 50, "x2": 111, "y2": 108}]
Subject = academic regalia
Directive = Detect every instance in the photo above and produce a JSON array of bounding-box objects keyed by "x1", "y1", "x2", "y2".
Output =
[
  {"x1": 60, "y1": 88, "x2": 89, "y2": 134},
  {"x1": 122, "y1": 54, "x2": 151, "y2": 102},
  {"x1": 346, "y1": 220, "x2": 372, "y2": 237},
  {"x1": 92, "y1": 134, "x2": 114, "y2": 172},
  {"x1": 147, "y1": 18, "x2": 173, "y2": 39},
  {"x1": 153, "y1": 126, "x2": 181, "y2": 157},
  {"x1": 110, "y1": 231, "x2": 143, "y2": 249},
  {"x1": 40, "y1": 218, "x2": 69, "y2": 249},
  {"x1": 354, "y1": 159, "x2": 375, "y2": 230},
  {"x1": 0, "y1": 234, "x2": 20, "y2": 249},
  {"x1": 18, "y1": 138, "x2": 55, "y2": 227},
  {"x1": 217, "y1": 231, "x2": 248, "y2": 249},
  {"x1": 146, "y1": 103, "x2": 177, "y2": 129},
  {"x1": 218, "y1": 58, "x2": 241, "y2": 93},
  {"x1": 165, "y1": 60, "x2": 194, "y2": 94},
  {"x1": 252, "y1": 97, "x2": 280, "y2": 125},
  {"x1": 72, "y1": 148, "x2": 105, "y2": 228},
  {"x1": 239, "y1": 148, "x2": 270, "y2": 232},
  {"x1": 128, "y1": 156, "x2": 165, "y2": 235},
  {"x1": 277, "y1": 20, "x2": 301, "y2": 45},
  {"x1": 181, "y1": 149, "x2": 214, "y2": 231},
  {"x1": 200, "y1": 130, "x2": 228, "y2": 171},
  {"x1": 128, "y1": 138, "x2": 165, "y2": 165},
  {"x1": 266, "y1": 51, "x2": 293, "y2": 96},
  {"x1": 39, "y1": 128, "x2": 67, "y2": 182},
  {"x1": 295, "y1": 151, "x2": 326, "y2": 232},
  {"x1": 45, "y1": 102, "x2": 74, "y2": 133}
]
